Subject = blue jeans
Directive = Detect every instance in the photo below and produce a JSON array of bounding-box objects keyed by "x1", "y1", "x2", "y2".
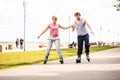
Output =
[{"x1": 77, "y1": 34, "x2": 90, "y2": 57}]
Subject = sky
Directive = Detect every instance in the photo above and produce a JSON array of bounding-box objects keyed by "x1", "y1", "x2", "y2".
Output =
[{"x1": 0, "y1": 0, "x2": 120, "y2": 43}]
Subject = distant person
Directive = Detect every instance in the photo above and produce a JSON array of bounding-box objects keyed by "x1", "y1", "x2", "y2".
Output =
[
  {"x1": 38, "y1": 16, "x2": 71, "y2": 64},
  {"x1": 5, "y1": 46, "x2": 7, "y2": 50},
  {"x1": 71, "y1": 12, "x2": 94, "y2": 63},
  {"x1": 20, "y1": 38, "x2": 24, "y2": 49},
  {"x1": 15, "y1": 38, "x2": 19, "y2": 48}
]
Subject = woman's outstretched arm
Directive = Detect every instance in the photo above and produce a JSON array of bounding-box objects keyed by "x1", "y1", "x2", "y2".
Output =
[
  {"x1": 38, "y1": 26, "x2": 49, "y2": 38},
  {"x1": 59, "y1": 25, "x2": 71, "y2": 30}
]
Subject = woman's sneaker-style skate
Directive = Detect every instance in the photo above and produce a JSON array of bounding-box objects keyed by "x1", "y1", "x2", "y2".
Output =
[
  {"x1": 60, "y1": 59, "x2": 64, "y2": 64},
  {"x1": 44, "y1": 61, "x2": 47, "y2": 64}
]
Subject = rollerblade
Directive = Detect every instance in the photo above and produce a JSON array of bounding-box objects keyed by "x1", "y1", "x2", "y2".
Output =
[
  {"x1": 59, "y1": 56, "x2": 64, "y2": 64},
  {"x1": 76, "y1": 59, "x2": 81, "y2": 63},
  {"x1": 76, "y1": 57, "x2": 81, "y2": 63},
  {"x1": 44, "y1": 61, "x2": 47, "y2": 64},
  {"x1": 86, "y1": 55, "x2": 90, "y2": 62},
  {"x1": 44, "y1": 56, "x2": 48, "y2": 64},
  {"x1": 60, "y1": 60, "x2": 64, "y2": 64}
]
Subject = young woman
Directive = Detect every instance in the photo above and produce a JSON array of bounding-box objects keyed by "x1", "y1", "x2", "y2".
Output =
[
  {"x1": 71, "y1": 12, "x2": 94, "y2": 63},
  {"x1": 38, "y1": 16, "x2": 71, "y2": 64}
]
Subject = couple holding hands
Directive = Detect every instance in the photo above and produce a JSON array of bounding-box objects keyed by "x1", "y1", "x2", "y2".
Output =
[{"x1": 38, "y1": 12, "x2": 94, "y2": 64}]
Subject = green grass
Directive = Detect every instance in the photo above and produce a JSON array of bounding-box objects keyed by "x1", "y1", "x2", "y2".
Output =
[{"x1": 0, "y1": 45, "x2": 119, "y2": 70}]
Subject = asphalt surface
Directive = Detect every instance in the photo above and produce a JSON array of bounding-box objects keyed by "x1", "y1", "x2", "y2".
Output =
[{"x1": 0, "y1": 48, "x2": 120, "y2": 80}]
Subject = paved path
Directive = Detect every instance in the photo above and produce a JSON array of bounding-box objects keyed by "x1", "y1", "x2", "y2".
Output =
[{"x1": 0, "y1": 48, "x2": 120, "y2": 80}]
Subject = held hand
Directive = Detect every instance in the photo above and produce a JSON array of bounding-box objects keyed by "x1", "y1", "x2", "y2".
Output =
[
  {"x1": 71, "y1": 25, "x2": 74, "y2": 28},
  {"x1": 69, "y1": 26, "x2": 72, "y2": 28},
  {"x1": 72, "y1": 29, "x2": 74, "y2": 32},
  {"x1": 71, "y1": 26, "x2": 75, "y2": 32}
]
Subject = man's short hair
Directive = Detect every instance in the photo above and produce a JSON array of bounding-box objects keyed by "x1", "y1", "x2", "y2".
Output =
[{"x1": 74, "y1": 12, "x2": 81, "y2": 16}]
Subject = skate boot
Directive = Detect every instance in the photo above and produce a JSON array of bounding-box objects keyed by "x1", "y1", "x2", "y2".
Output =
[
  {"x1": 76, "y1": 57, "x2": 81, "y2": 63},
  {"x1": 44, "y1": 56, "x2": 48, "y2": 64},
  {"x1": 44, "y1": 61, "x2": 47, "y2": 64},
  {"x1": 60, "y1": 60, "x2": 64, "y2": 64},
  {"x1": 86, "y1": 55, "x2": 90, "y2": 62},
  {"x1": 76, "y1": 59, "x2": 81, "y2": 63},
  {"x1": 59, "y1": 55, "x2": 64, "y2": 64}
]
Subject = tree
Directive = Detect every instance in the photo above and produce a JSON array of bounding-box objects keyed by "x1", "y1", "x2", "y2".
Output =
[{"x1": 114, "y1": 0, "x2": 120, "y2": 11}]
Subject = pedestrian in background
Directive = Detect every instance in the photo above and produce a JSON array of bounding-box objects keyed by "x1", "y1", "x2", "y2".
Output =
[
  {"x1": 20, "y1": 38, "x2": 24, "y2": 49},
  {"x1": 15, "y1": 38, "x2": 19, "y2": 48}
]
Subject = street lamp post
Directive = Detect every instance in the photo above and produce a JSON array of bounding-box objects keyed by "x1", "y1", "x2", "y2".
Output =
[
  {"x1": 108, "y1": 30, "x2": 110, "y2": 45},
  {"x1": 100, "y1": 27, "x2": 102, "y2": 42},
  {"x1": 68, "y1": 16, "x2": 70, "y2": 44},
  {"x1": 23, "y1": 0, "x2": 26, "y2": 51},
  {"x1": 117, "y1": 33, "x2": 119, "y2": 44},
  {"x1": 98, "y1": 26, "x2": 102, "y2": 46}
]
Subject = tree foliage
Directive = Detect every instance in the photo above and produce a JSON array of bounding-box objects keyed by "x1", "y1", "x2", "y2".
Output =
[{"x1": 114, "y1": 0, "x2": 120, "y2": 11}]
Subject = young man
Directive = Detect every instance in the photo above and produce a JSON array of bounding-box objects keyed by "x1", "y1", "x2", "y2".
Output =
[
  {"x1": 38, "y1": 16, "x2": 71, "y2": 64},
  {"x1": 71, "y1": 12, "x2": 94, "y2": 63}
]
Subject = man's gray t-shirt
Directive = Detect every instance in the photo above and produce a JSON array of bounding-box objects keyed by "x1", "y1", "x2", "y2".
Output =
[{"x1": 74, "y1": 18, "x2": 88, "y2": 36}]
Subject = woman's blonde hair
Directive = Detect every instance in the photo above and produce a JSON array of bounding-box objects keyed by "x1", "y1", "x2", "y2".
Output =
[{"x1": 52, "y1": 16, "x2": 57, "y2": 20}]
